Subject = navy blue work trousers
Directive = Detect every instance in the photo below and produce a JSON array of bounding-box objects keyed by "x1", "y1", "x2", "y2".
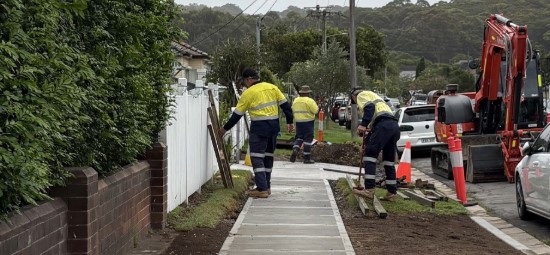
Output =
[
  {"x1": 249, "y1": 132, "x2": 277, "y2": 191},
  {"x1": 362, "y1": 119, "x2": 400, "y2": 194},
  {"x1": 293, "y1": 121, "x2": 314, "y2": 157}
]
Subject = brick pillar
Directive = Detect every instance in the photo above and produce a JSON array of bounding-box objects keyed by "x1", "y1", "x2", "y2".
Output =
[
  {"x1": 147, "y1": 142, "x2": 168, "y2": 230},
  {"x1": 51, "y1": 167, "x2": 99, "y2": 255}
]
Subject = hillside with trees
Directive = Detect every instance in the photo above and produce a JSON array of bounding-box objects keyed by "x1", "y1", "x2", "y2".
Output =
[
  {"x1": 179, "y1": 0, "x2": 550, "y2": 63},
  {"x1": 177, "y1": 0, "x2": 550, "y2": 103}
]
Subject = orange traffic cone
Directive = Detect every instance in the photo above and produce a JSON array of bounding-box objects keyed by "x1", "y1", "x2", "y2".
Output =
[{"x1": 396, "y1": 141, "x2": 412, "y2": 182}]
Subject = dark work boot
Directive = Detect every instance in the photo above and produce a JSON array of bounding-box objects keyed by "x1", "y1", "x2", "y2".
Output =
[
  {"x1": 290, "y1": 148, "x2": 299, "y2": 163},
  {"x1": 303, "y1": 155, "x2": 315, "y2": 164}
]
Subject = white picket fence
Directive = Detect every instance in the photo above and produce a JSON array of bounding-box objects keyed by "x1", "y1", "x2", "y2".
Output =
[
  {"x1": 229, "y1": 107, "x2": 249, "y2": 163},
  {"x1": 160, "y1": 79, "x2": 217, "y2": 212},
  {"x1": 159, "y1": 79, "x2": 249, "y2": 212}
]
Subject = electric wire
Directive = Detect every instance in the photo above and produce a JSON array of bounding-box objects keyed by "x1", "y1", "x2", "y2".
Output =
[
  {"x1": 294, "y1": 13, "x2": 310, "y2": 30},
  {"x1": 260, "y1": 0, "x2": 278, "y2": 20},
  {"x1": 226, "y1": 0, "x2": 269, "y2": 37},
  {"x1": 190, "y1": 0, "x2": 259, "y2": 45}
]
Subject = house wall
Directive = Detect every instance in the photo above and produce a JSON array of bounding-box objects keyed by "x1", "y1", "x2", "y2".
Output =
[{"x1": 174, "y1": 56, "x2": 208, "y2": 81}]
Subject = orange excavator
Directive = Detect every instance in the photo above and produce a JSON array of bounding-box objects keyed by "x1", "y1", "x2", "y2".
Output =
[{"x1": 431, "y1": 14, "x2": 547, "y2": 183}]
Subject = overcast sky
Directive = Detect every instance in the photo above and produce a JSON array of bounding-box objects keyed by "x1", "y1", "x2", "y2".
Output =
[{"x1": 174, "y1": 0, "x2": 450, "y2": 14}]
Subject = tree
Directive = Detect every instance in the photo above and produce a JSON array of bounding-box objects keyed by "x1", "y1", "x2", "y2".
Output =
[
  {"x1": 286, "y1": 41, "x2": 369, "y2": 106},
  {"x1": 263, "y1": 26, "x2": 387, "y2": 77},
  {"x1": 262, "y1": 29, "x2": 321, "y2": 76},
  {"x1": 416, "y1": 0, "x2": 430, "y2": 7},
  {"x1": 207, "y1": 38, "x2": 260, "y2": 105},
  {"x1": 411, "y1": 63, "x2": 475, "y2": 92},
  {"x1": 416, "y1": 58, "x2": 426, "y2": 78},
  {"x1": 333, "y1": 26, "x2": 387, "y2": 75}
]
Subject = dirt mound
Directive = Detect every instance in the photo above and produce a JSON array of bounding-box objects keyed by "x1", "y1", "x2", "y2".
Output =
[{"x1": 312, "y1": 142, "x2": 361, "y2": 166}]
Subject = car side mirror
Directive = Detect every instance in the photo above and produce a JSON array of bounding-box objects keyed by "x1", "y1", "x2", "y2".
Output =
[
  {"x1": 522, "y1": 142, "x2": 532, "y2": 155},
  {"x1": 399, "y1": 125, "x2": 414, "y2": 132}
]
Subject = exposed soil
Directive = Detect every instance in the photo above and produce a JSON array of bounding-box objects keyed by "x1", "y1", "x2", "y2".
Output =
[
  {"x1": 312, "y1": 142, "x2": 361, "y2": 166},
  {"x1": 164, "y1": 220, "x2": 233, "y2": 255},
  {"x1": 150, "y1": 178, "x2": 522, "y2": 255},
  {"x1": 329, "y1": 180, "x2": 523, "y2": 255},
  {"x1": 161, "y1": 188, "x2": 245, "y2": 255},
  {"x1": 283, "y1": 142, "x2": 393, "y2": 168},
  {"x1": 276, "y1": 142, "x2": 362, "y2": 166}
]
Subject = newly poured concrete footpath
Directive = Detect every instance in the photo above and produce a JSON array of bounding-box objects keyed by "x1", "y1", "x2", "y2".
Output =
[{"x1": 218, "y1": 173, "x2": 355, "y2": 255}]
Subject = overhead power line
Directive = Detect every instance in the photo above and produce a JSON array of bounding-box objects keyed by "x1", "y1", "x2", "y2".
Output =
[
  {"x1": 255, "y1": 0, "x2": 270, "y2": 15},
  {"x1": 227, "y1": 0, "x2": 269, "y2": 35},
  {"x1": 261, "y1": 0, "x2": 278, "y2": 20},
  {"x1": 190, "y1": 0, "x2": 259, "y2": 45}
]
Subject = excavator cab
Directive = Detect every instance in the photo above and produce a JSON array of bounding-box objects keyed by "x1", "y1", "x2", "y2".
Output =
[{"x1": 517, "y1": 55, "x2": 546, "y2": 129}]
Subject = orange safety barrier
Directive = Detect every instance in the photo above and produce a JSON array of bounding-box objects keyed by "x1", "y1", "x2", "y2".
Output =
[
  {"x1": 317, "y1": 109, "x2": 324, "y2": 142},
  {"x1": 448, "y1": 137, "x2": 467, "y2": 204},
  {"x1": 396, "y1": 141, "x2": 412, "y2": 182}
]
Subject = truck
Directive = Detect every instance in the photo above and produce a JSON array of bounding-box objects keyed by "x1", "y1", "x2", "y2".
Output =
[{"x1": 431, "y1": 14, "x2": 547, "y2": 183}]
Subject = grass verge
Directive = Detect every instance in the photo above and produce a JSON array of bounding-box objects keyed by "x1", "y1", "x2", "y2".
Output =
[
  {"x1": 168, "y1": 170, "x2": 252, "y2": 231},
  {"x1": 336, "y1": 178, "x2": 468, "y2": 216}
]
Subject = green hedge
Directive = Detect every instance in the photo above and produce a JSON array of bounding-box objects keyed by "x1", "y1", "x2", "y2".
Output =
[{"x1": 0, "y1": 0, "x2": 183, "y2": 220}]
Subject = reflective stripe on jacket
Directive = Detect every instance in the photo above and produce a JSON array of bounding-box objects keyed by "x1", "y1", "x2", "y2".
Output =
[
  {"x1": 357, "y1": 91, "x2": 393, "y2": 128},
  {"x1": 234, "y1": 82, "x2": 287, "y2": 121},
  {"x1": 292, "y1": 97, "x2": 318, "y2": 122}
]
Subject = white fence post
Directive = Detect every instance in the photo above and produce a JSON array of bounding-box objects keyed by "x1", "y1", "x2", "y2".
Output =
[{"x1": 163, "y1": 78, "x2": 221, "y2": 212}]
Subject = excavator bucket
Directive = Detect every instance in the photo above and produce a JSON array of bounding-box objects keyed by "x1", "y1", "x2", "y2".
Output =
[{"x1": 466, "y1": 144, "x2": 507, "y2": 183}]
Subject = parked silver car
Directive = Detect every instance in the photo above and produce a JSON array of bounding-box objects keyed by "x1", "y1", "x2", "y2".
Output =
[
  {"x1": 515, "y1": 124, "x2": 550, "y2": 220},
  {"x1": 394, "y1": 104, "x2": 441, "y2": 153}
]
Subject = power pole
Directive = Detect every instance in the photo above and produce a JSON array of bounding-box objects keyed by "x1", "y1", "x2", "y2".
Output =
[
  {"x1": 384, "y1": 66, "x2": 387, "y2": 95},
  {"x1": 307, "y1": 5, "x2": 341, "y2": 53},
  {"x1": 349, "y1": 0, "x2": 358, "y2": 137},
  {"x1": 256, "y1": 17, "x2": 261, "y2": 55}
]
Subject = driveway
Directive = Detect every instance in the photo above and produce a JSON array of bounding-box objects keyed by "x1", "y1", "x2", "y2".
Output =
[{"x1": 411, "y1": 151, "x2": 550, "y2": 243}]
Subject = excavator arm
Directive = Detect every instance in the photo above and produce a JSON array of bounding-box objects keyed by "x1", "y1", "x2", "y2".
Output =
[
  {"x1": 432, "y1": 14, "x2": 545, "y2": 183},
  {"x1": 475, "y1": 14, "x2": 531, "y2": 182},
  {"x1": 476, "y1": 14, "x2": 529, "y2": 133}
]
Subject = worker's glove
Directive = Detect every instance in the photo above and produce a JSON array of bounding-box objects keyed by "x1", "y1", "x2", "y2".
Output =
[
  {"x1": 287, "y1": 124, "x2": 294, "y2": 133},
  {"x1": 218, "y1": 127, "x2": 227, "y2": 138},
  {"x1": 356, "y1": 125, "x2": 369, "y2": 137}
]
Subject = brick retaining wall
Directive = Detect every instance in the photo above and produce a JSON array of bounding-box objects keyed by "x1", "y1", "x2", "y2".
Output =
[
  {"x1": 0, "y1": 198, "x2": 67, "y2": 255},
  {"x1": 0, "y1": 142, "x2": 168, "y2": 255}
]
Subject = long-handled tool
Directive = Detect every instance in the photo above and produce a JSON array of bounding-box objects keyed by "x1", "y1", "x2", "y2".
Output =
[{"x1": 353, "y1": 133, "x2": 368, "y2": 190}]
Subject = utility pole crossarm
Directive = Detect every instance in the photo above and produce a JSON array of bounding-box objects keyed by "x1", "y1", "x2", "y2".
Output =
[{"x1": 306, "y1": 5, "x2": 342, "y2": 53}]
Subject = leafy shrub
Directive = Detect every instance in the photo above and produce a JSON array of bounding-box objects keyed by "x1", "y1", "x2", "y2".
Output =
[{"x1": 0, "y1": 0, "x2": 183, "y2": 220}]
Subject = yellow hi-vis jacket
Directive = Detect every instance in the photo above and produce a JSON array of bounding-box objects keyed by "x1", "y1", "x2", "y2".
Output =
[
  {"x1": 234, "y1": 82, "x2": 287, "y2": 121},
  {"x1": 292, "y1": 96, "x2": 318, "y2": 122},
  {"x1": 357, "y1": 91, "x2": 393, "y2": 128}
]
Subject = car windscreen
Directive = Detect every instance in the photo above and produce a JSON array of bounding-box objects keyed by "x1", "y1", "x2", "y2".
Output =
[{"x1": 402, "y1": 107, "x2": 435, "y2": 123}]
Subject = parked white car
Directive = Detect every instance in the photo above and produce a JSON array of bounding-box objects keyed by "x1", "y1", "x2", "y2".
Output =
[
  {"x1": 394, "y1": 104, "x2": 441, "y2": 152},
  {"x1": 515, "y1": 124, "x2": 550, "y2": 220}
]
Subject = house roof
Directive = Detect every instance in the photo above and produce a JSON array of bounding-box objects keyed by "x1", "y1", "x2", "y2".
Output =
[{"x1": 171, "y1": 42, "x2": 209, "y2": 59}]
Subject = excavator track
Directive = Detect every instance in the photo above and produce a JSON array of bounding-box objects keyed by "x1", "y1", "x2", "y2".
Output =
[
  {"x1": 431, "y1": 134, "x2": 506, "y2": 183},
  {"x1": 431, "y1": 146, "x2": 454, "y2": 180}
]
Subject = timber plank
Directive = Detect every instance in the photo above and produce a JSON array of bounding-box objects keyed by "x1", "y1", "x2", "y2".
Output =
[
  {"x1": 404, "y1": 190, "x2": 435, "y2": 208},
  {"x1": 345, "y1": 175, "x2": 369, "y2": 216},
  {"x1": 396, "y1": 190, "x2": 410, "y2": 200},
  {"x1": 372, "y1": 196, "x2": 388, "y2": 219},
  {"x1": 208, "y1": 125, "x2": 231, "y2": 188}
]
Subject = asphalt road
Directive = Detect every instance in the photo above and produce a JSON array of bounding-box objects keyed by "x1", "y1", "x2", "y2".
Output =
[{"x1": 411, "y1": 150, "x2": 550, "y2": 243}]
